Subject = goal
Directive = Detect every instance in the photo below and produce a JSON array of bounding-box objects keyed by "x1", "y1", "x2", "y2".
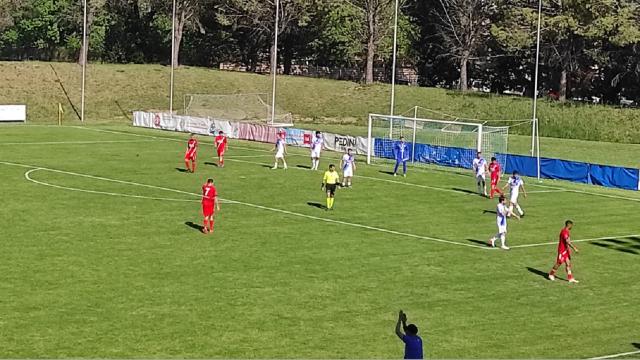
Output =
[
  {"x1": 183, "y1": 93, "x2": 293, "y2": 126},
  {"x1": 366, "y1": 114, "x2": 508, "y2": 169}
]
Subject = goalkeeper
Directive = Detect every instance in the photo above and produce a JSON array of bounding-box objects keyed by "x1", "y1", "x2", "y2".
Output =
[{"x1": 393, "y1": 136, "x2": 410, "y2": 177}]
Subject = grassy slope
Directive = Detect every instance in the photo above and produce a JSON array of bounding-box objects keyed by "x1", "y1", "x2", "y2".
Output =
[
  {"x1": 1, "y1": 61, "x2": 639, "y2": 167},
  {"x1": 1, "y1": 125, "x2": 639, "y2": 358}
]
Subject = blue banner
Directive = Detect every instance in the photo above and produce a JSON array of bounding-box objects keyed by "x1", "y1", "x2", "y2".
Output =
[{"x1": 375, "y1": 138, "x2": 639, "y2": 191}]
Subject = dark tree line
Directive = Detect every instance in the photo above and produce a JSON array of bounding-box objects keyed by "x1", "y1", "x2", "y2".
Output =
[{"x1": 1, "y1": 0, "x2": 639, "y2": 103}]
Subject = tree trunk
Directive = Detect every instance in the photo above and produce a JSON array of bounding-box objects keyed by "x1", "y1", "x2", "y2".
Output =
[
  {"x1": 270, "y1": 42, "x2": 277, "y2": 74},
  {"x1": 365, "y1": 36, "x2": 375, "y2": 84},
  {"x1": 77, "y1": 6, "x2": 94, "y2": 65},
  {"x1": 459, "y1": 52, "x2": 469, "y2": 91},
  {"x1": 172, "y1": 10, "x2": 186, "y2": 68},
  {"x1": 283, "y1": 46, "x2": 292, "y2": 75},
  {"x1": 559, "y1": 69, "x2": 567, "y2": 102}
]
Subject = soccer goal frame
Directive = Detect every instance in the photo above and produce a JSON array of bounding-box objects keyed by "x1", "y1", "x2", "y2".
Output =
[
  {"x1": 183, "y1": 93, "x2": 293, "y2": 127},
  {"x1": 367, "y1": 114, "x2": 509, "y2": 164}
]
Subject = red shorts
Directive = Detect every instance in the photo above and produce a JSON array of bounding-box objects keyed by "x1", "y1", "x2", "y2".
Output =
[
  {"x1": 217, "y1": 150, "x2": 225, "y2": 157},
  {"x1": 202, "y1": 202, "x2": 215, "y2": 217},
  {"x1": 491, "y1": 177, "x2": 499, "y2": 186},
  {"x1": 185, "y1": 152, "x2": 197, "y2": 161},
  {"x1": 556, "y1": 250, "x2": 570, "y2": 264}
]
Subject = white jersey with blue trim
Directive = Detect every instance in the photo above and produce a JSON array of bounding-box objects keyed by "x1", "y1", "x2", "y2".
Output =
[
  {"x1": 508, "y1": 176, "x2": 524, "y2": 195},
  {"x1": 342, "y1": 153, "x2": 354, "y2": 171},
  {"x1": 473, "y1": 157, "x2": 487, "y2": 177},
  {"x1": 311, "y1": 136, "x2": 323, "y2": 151},
  {"x1": 496, "y1": 203, "x2": 508, "y2": 228}
]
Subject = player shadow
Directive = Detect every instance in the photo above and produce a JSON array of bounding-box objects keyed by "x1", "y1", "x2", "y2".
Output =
[
  {"x1": 590, "y1": 239, "x2": 640, "y2": 255},
  {"x1": 526, "y1": 267, "x2": 556, "y2": 280},
  {"x1": 175, "y1": 167, "x2": 189, "y2": 173},
  {"x1": 204, "y1": 162, "x2": 218, "y2": 167},
  {"x1": 378, "y1": 170, "x2": 396, "y2": 176},
  {"x1": 451, "y1": 187, "x2": 482, "y2": 195},
  {"x1": 466, "y1": 238, "x2": 490, "y2": 247},
  {"x1": 307, "y1": 202, "x2": 326, "y2": 210},
  {"x1": 185, "y1": 221, "x2": 204, "y2": 232},
  {"x1": 482, "y1": 209, "x2": 497, "y2": 215},
  {"x1": 297, "y1": 165, "x2": 312, "y2": 169},
  {"x1": 633, "y1": 342, "x2": 640, "y2": 349}
]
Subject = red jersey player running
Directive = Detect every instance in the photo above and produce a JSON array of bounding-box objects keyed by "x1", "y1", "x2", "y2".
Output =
[
  {"x1": 488, "y1": 157, "x2": 504, "y2": 199},
  {"x1": 184, "y1": 134, "x2": 198, "y2": 173},
  {"x1": 201, "y1": 178, "x2": 220, "y2": 234},
  {"x1": 549, "y1": 220, "x2": 580, "y2": 283},
  {"x1": 215, "y1": 131, "x2": 228, "y2": 167}
]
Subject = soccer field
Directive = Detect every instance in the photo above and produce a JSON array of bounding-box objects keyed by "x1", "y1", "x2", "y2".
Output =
[{"x1": 1, "y1": 124, "x2": 639, "y2": 358}]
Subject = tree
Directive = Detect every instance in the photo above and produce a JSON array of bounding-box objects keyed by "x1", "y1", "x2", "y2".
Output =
[
  {"x1": 218, "y1": 0, "x2": 316, "y2": 73},
  {"x1": 430, "y1": 0, "x2": 493, "y2": 91},
  {"x1": 493, "y1": 0, "x2": 640, "y2": 102},
  {"x1": 78, "y1": 0, "x2": 105, "y2": 65}
]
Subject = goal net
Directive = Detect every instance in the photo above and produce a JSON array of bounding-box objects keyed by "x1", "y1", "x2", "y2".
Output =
[
  {"x1": 183, "y1": 93, "x2": 293, "y2": 126},
  {"x1": 366, "y1": 114, "x2": 508, "y2": 169}
]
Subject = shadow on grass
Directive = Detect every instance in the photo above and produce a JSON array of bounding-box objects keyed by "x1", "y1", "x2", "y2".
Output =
[
  {"x1": 175, "y1": 167, "x2": 189, "y2": 173},
  {"x1": 633, "y1": 342, "x2": 640, "y2": 349},
  {"x1": 526, "y1": 267, "x2": 555, "y2": 280},
  {"x1": 185, "y1": 221, "x2": 203, "y2": 232},
  {"x1": 307, "y1": 202, "x2": 326, "y2": 210},
  {"x1": 451, "y1": 187, "x2": 482, "y2": 196},
  {"x1": 482, "y1": 209, "x2": 497, "y2": 215},
  {"x1": 466, "y1": 238, "x2": 489, "y2": 247},
  {"x1": 591, "y1": 238, "x2": 640, "y2": 255},
  {"x1": 204, "y1": 162, "x2": 218, "y2": 167},
  {"x1": 297, "y1": 165, "x2": 312, "y2": 170},
  {"x1": 378, "y1": 170, "x2": 396, "y2": 176}
]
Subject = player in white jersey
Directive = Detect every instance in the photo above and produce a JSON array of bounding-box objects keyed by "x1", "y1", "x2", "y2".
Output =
[
  {"x1": 489, "y1": 195, "x2": 520, "y2": 250},
  {"x1": 310, "y1": 131, "x2": 324, "y2": 170},
  {"x1": 472, "y1": 151, "x2": 488, "y2": 197},
  {"x1": 272, "y1": 132, "x2": 288, "y2": 170},
  {"x1": 340, "y1": 148, "x2": 356, "y2": 188},
  {"x1": 503, "y1": 170, "x2": 527, "y2": 217}
]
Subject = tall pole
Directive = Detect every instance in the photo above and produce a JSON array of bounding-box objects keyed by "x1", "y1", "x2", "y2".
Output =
[
  {"x1": 389, "y1": 0, "x2": 400, "y2": 117},
  {"x1": 531, "y1": 0, "x2": 542, "y2": 156},
  {"x1": 169, "y1": 0, "x2": 176, "y2": 114},
  {"x1": 80, "y1": 0, "x2": 87, "y2": 123},
  {"x1": 270, "y1": 0, "x2": 280, "y2": 124}
]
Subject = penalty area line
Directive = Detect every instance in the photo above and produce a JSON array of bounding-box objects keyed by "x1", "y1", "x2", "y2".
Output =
[
  {"x1": 510, "y1": 234, "x2": 640, "y2": 249},
  {"x1": 588, "y1": 350, "x2": 640, "y2": 359},
  {"x1": 0, "y1": 160, "x2": 486, "y2": 250}
]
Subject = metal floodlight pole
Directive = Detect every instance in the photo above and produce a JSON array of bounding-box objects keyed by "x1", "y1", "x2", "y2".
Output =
[
  {"x1": 80, "y1": 0, "x2": 87, "y2": 123},
  {"x1": 389, "y1": 0, "x2": 399, "y2": 117},
  {"x1": 531, "y1": 0, "x2": 542, "y2": 156},
  {"x1": 169, "y1": 0, "x2": 176, "y2": 114},
  {"x1": 270, "y1": 0, "x2": 280, "y2": 125}
]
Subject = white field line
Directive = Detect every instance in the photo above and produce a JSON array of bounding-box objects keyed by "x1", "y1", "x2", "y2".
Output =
[
  {"x1": 68, "y1": 126, "x2": 640, "y2": 203},
  {"x1": 25, "y1": 168, "x2": 198, "y2": 203},
  {"x1": 0, "y1": 160, "x2": 487, "y2": 250},
  {"x1": 510, "y1": 234, "x2": 640, "y2": 249},
  {"x1": 588, "y1": 350, "x2": 640, "y2": 359},
  {"x1": 226, "y1": 157, "x2": 470, "y2": 195},
  {"x1": 0, "y1": 139, "x2": 156, "y2": 145},
  {"x1": 526, "y1": 189, "x2": 569, "y2": 194}
]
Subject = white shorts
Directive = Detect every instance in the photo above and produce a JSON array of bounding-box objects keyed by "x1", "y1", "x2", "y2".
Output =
[
  {"x1": 510, "y1": 192, "x2": 519, "y2": 203},
  {"x1": 343, "y1": 168, "x2": 353, "y2": 178},
  {"x1": 275, "y1": 151, "x2": 284, "y2": 159},
  {"x1": 497, "y1": 224, "x2": 507, "y2": 234},
  {"x1": 476, "y1": 174, "x2": 486, "y2": 181},
  {"x1": 311, "y1": 149, "x2": 321, "y2": 158}
]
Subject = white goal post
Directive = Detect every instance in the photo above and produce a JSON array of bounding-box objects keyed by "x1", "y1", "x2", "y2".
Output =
[{"x1": 366, "y1": 113, "x2": 508, "y2": 169}]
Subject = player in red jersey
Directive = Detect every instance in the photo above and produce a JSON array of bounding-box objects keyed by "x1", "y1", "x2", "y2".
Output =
[
  {"x1": 488, "y1": 157, "x2": 504, "y2": 199},
  {"x1": 201, "y1": 178, "x2": 220, "y2": 234},
  {"x1": 549, "y1": 220, "x2": 580, "y2": 283},
  {"x1": 214, "y1": 131, "x2": 228, "y2": 167},
  {"x1": 184, "y1": 134, "x2": 198, "y2": 173}
]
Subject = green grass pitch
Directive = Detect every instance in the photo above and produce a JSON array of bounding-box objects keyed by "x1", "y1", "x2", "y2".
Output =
[{"x1": 1, "y1": 124, "x2": 639, "y2": 358}]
